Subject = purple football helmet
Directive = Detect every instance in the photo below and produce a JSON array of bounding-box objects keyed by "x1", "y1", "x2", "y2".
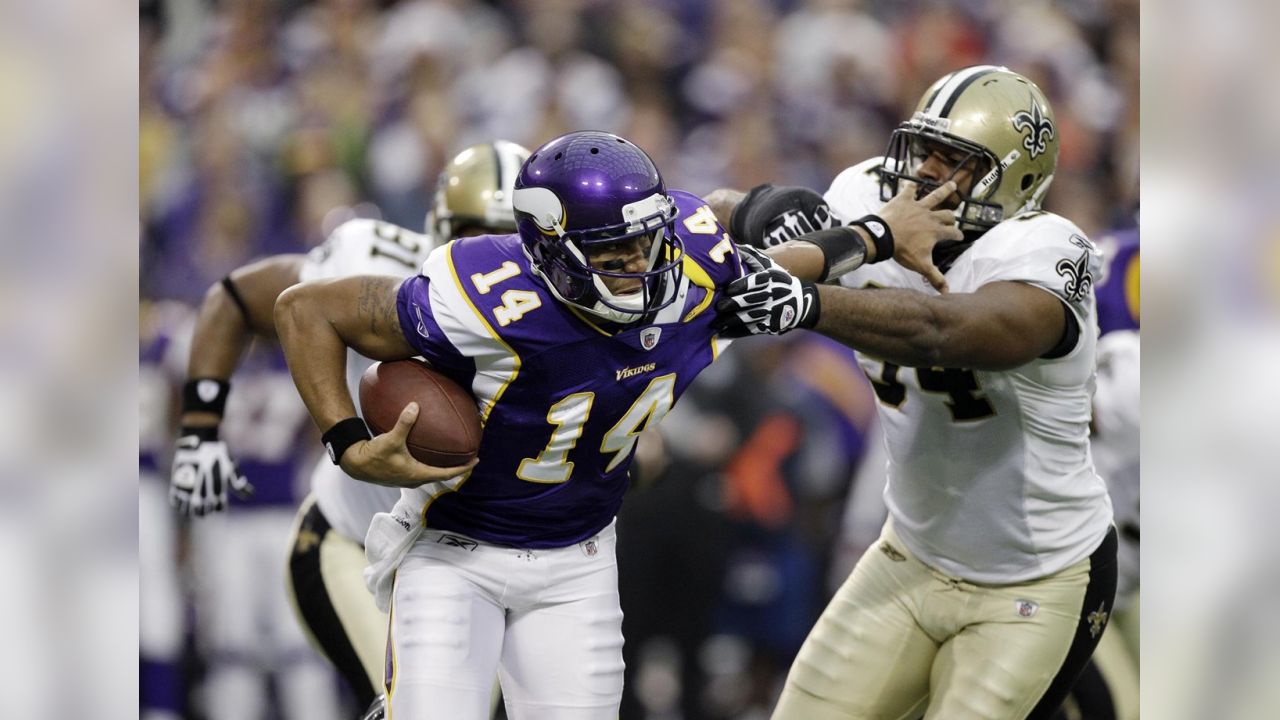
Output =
[{"x1": 512, "y1": 131, "x2": 683, "y2": 324}]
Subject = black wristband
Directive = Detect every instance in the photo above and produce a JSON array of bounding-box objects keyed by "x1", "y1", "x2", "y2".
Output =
[
  {"x1": 804, "y1": 226, "x2": 868, "y2": 282},
  {"x1": 179, "y1": 425, "x2": 219, "y2": 441},
  {"x1": 322, "y1": 417, "x2": 372, "y2": 465},
  {"x1": 848, "y1": 214, "x2": 894, "y2": 264},
  {"x1": 182, "y1": 378, "x2": 231, "y2": 416},
  {"x1": 221, "y1": 275, "x2": 252, "y2": 324}
]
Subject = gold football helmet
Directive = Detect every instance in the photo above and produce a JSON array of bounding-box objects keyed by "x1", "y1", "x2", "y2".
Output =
[
  {"x1": 427, "y1": 140, "x2": 531, "y2": 241},
  {"x1": 878, "y1": 65, "x2": 1058, "y2": 233}
]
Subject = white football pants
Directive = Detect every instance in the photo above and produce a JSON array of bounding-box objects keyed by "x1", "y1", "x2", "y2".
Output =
[
  {"x1": 191, "y1": 508, "x2": 343, "y2": 720},
  {"x1": 386, "y1": 520, "x2": 625, "y2": 720}
]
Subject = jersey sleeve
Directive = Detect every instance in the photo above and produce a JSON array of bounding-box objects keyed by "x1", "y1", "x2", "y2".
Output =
[
  {"x1": 823, "y1": 157, "x2": 885, "y2": 224},
  {"x1": 300, "y1": 219, "x2": 434, "y2": 282},
  {"x1": 969, "y1": 215, "x2": 1103, "y2": 326},
  {"x1": 393, "y1": 247, "x2": 472, "y2": 379},
  {"x1": 668, "y1": 189, "x2": 745, "y2": 289}
]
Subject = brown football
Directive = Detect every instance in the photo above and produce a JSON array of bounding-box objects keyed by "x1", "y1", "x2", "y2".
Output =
[{"x1": 358, "y1": 359, "x2": 482, "y2": 467}]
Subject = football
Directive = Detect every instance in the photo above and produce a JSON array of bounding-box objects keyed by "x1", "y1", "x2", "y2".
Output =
[{"x1": 358, "y1": 359, "x2": 482, "y2": 467}]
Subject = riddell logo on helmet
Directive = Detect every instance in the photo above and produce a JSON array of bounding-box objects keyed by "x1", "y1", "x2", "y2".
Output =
[{"x1": 911, "y1": 112, "x2": 951, "y2": 131}]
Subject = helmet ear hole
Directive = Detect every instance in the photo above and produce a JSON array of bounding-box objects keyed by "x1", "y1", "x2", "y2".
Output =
[
  {"x1": 590, "y1": 147, "x2": 599, "y2": 154},
  {"x1": 554, "y1": 152, "x2": 563, "y2": 160},
  {"x1": 1021, "y1": 173, "x2": 1035, "y2": 191}
]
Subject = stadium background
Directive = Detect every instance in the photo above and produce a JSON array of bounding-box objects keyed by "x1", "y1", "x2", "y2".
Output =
[{"x1": 139, "y1": 0, "x2": 1139, "y2": 718}]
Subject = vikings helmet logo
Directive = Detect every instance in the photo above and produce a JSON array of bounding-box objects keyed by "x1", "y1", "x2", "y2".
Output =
[{"x1": 1012, "y1": 99, "x2": 1056, "y2": 159}]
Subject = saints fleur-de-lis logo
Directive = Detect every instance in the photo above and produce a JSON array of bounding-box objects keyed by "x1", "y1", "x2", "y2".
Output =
[
  {"x1": 1088, "y1": 601, "x2": 1110, "y2": 639},
  {"x1": 1012, "y1": 98, "x2": 1055, "y2": 159},
  {"x1": 1056, "y1": 249, "x2": 1094, "y2": 303}
]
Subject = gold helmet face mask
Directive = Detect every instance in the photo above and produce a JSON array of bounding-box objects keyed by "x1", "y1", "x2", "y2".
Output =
[
  {"x1": 427, "y1": 140, "x2": 532, "y2": 241},
  {"x1": 878, "y1": 65, "x2": 1059, "y2": 234}
]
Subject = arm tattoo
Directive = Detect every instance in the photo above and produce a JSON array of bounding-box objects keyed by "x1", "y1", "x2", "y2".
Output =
[{"x1": 356, "y1": 276, "x2": 401, "y2": 337}]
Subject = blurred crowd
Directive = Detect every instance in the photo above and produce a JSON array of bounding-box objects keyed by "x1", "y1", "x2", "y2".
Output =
[
  {"x1": 138, "y1": 0, "x2": 1140, "y2": 718},
  {"x1": 141, "y1": 0, "x2": 1139, "y2": 304}
]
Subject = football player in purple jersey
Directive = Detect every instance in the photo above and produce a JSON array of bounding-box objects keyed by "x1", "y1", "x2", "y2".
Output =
[
  {"x1": 273, "y1": 130, "x2": 956, "y2": 719},
  {"x1": 172, "y1": 140, "x2": 530, "y2": 717}
]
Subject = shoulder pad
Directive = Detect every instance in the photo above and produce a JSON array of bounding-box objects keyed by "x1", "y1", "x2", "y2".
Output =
[
  {"x1": 824, "y1": 157, "x2": 887, "y2": 222},
  {"x1": 668, "y1": 189, "x2": 742, "y2": 289}
]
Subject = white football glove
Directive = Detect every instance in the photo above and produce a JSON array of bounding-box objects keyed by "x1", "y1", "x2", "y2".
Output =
[
  {"x1": 736, "y1": 244, "x2": 779, "y2": 274},
  {"x1": 713, "y1": 266, "x2": 820, "y2": 337},
  {"x1": 170, "y1": 427, "x2": 252, "y2": 516}
]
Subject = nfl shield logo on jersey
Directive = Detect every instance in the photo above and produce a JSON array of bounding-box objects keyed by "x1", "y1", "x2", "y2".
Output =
[
  {"x1": 1015, "y1": 599, "x2": 1039, "y2": 617},
  {"x1": 640, "y1": 327, "x2": 661, "y2": 350}
]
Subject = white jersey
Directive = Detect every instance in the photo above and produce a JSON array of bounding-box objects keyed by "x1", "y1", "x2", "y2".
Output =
[
  {"x1": 825, "y1": 158, "x2": 1113, "y2": 583},
  {"x1": 1091, "y1": 329, "x2": 1140, "y2": 604},
  {"x1": 298, "y1": 218, "x2": 439, "y2": 543}
]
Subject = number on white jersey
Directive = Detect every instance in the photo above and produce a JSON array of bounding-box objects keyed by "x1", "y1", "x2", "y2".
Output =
[
  {"x1": 866, "y1": 362, "x2": 995, "y2": 422},
  {"x1": 369, "y1": 222, "x2": 422, "y2": 269}
]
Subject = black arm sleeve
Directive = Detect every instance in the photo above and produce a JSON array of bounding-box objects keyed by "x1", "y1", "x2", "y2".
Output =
[{"x1": 729, "y1": 184, "x2": 836, "y2": 248}]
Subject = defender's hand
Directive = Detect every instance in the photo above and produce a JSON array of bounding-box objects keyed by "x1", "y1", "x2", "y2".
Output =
[
  {"x1": 170, "y1": 427, "x2": 253, "y2": 517},
  {"x1": 878, "y1": 180, "x2": 963, "y2": 292},
  {"x1": 713, "y1": 267, "x2": 820, "y2": 337},
  {"x1": 340, "y1": 403, "x2": 477, "y2": 488}
]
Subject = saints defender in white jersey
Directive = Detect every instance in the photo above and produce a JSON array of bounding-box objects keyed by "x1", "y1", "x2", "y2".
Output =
[
  {"x1": 171, "y1": 141, "x2": 529, "y2": 714},
  {"x1": 714, "y1": 66, "x2": 1118, "y2": 719}
]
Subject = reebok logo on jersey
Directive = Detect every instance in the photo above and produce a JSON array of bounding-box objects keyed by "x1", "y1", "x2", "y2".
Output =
[
  {"x1": 616, "y1": 363, "x2": 656, "y2": 381},
  {"x1": 414, "y1": 303, "x2": 430, "y2": 338},
  {"x1": 437, "y1": 534, "x2": 478, "y2": 551},
  {"x1": 879, "y1": 541, "x2": 906, "y2": 562}
]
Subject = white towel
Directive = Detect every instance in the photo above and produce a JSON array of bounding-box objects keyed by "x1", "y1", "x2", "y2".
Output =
[{"x1": 363, "y1": 498, "x2": 425, "y2": 612}]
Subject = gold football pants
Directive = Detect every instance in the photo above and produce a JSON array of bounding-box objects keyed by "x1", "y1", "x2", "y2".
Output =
[{"x1": 773, "y1": 522, "x2": 1117, "y2": 720}]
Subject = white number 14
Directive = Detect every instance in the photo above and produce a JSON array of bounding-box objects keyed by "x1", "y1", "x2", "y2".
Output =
[{"x1": 517, "y1": 374, "x2": 677, "y2": 483}]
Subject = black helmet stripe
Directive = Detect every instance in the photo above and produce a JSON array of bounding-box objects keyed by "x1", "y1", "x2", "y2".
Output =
[{"x1": 924, "y1": 65, "x2": 1001, "y2": 118}]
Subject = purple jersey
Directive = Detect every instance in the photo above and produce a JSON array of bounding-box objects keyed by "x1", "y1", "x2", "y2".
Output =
[
  {"x1": 220, "y1": 346, "x2": 317, "y2": 507},
  {"x1": 395, "y1": 190, "x2": 744, "y2": 548},
  {"x1": 1095, "y1": 227, "x2": 1139, "y2": 335},
  {"x1": 140, "y1": 302, "x2": 193, "y2": 476}
]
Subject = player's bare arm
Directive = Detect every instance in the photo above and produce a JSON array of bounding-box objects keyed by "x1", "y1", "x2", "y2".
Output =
[
  {"x1": 274, "y1": 275, "x2": 473, "y2": 487},
  {"x1": 169, "y1": 254, "x2": 310, "y2": 515},
  {"x1": 182, "y1": 254, "x2": 306, "y2": 428},
  {"x1": 813, "y1": 280, "x2": 1067, "y2": 371}
]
